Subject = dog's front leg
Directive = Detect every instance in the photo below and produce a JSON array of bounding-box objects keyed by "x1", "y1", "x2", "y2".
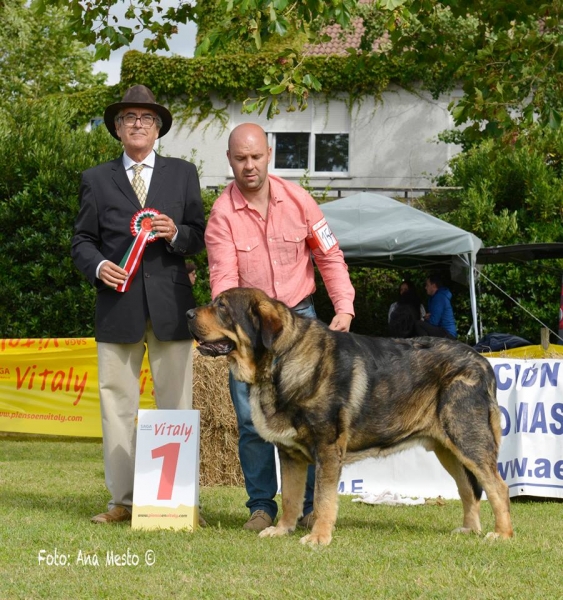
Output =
[
  {"x1": 300, "y1": 442, "x2": 343, "y2": 547},
  {"x1": 259, "y1": 450, "x2": 307, "y2": 539}
]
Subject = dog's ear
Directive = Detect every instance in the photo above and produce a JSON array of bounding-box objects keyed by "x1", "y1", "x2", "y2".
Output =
[{"x1": 257, "y1": 301, "x2": 284, "y2": 349}]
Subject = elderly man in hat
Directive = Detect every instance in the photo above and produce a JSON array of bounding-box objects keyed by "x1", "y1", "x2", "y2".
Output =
[{"x1": 72, "y1": 85, "x2": 205, "y2": 523}]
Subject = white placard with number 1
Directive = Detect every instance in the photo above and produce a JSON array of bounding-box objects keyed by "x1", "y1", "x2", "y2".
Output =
[{"x1": 132, "y1": 409, "x2": 200, "y2": 531}]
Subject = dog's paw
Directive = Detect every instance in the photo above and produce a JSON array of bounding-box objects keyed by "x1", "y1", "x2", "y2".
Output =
[
  {"x1": 299, "y1": 532, "x2": 332, "y2": 546},
  {"x1": 258, "y1": 525, "x2": 291, "y2": 539}
]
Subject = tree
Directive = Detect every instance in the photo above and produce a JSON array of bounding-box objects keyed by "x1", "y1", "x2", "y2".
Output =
[
  {"x1": 383, "y1": 0, "x2": 563, "y2": 144},
  {"x1": 0, "y1": 0, "x2": 106, "y2": 111},
  {"x1": 36, "y1": 0, "x2": 563, "y2": 142}
]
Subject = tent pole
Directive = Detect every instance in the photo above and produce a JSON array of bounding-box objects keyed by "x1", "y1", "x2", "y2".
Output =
[{"x1": 469, "y1": 260, "x2": 480, "y2": 344}]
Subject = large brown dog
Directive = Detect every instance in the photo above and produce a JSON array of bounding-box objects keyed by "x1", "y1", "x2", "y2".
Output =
[{"x1": 187, "y1": 288, "x2": 513, "y2": 546}]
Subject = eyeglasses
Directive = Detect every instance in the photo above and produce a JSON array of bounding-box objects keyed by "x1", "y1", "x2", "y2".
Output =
[{"x1": 118, "y1": 113, "x2": 157, "y2": 128}]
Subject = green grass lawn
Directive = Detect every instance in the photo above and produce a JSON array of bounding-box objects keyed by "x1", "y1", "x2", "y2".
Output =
[{"x1": 1, "y1": 434, "x2": 562, "y2": 600}]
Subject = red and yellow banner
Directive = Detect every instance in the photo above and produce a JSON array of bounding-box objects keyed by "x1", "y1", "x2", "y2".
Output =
[{"x1": 0, "y1": 338, "x2": 155, "y2": 438}]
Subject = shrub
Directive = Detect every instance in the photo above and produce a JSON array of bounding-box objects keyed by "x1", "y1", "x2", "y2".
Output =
[
  {"x1": 0, "y1": 99, "x2": 121, "y2": 337},
  {"x1": 430, "y1": 126, "x2": 563, "y2": 344}
]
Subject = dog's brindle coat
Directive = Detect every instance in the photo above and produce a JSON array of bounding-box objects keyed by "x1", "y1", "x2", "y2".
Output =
[{"x1": 187, "y1": 288, "x2": 513, "y2": 546}]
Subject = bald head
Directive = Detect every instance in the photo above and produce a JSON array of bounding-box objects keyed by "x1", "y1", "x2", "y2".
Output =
[{"x1": 228, "y1": 123, "x2": 269, "y2": 153}]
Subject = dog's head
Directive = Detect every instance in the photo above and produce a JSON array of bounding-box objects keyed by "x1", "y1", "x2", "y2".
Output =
[{"x1": 186, "y1": 288, "x2": 287, "y2": 365}]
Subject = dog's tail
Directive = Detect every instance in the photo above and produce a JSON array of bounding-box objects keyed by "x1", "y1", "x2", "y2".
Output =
[
  {"x1": 487, "y1": 377, "x2": 503, "y2": 448},
  {"x1": 465, "y1": 467, "x2": 483, "y2": 501}
]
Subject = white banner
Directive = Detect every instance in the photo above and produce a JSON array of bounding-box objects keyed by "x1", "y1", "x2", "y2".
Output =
[
  {"x1": 132, "y1": 409, "x2": 201, "y2": 530},
  {"x1": 491, "y1": 358, "x2": 563, "y2": 498},
  {"x1": 336, "y1": 357, "x2": 563, "y2": 499}
]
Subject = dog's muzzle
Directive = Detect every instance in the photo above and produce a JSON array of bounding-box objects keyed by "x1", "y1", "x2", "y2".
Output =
[{"x1": 186, "y1": 308, "x2": 235, "y2": 357}]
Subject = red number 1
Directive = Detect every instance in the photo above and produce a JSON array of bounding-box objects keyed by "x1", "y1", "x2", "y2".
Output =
[{"x1": 151, "y1": 442, "x2": 181, "y2": 500}]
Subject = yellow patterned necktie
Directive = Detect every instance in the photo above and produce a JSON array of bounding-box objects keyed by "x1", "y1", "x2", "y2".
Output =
[{"x1": 131, "y1": 164, "x2": 147, "y2": 207}]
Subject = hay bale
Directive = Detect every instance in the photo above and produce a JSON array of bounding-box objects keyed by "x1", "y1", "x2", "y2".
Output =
[{"x1": 193, "y1": 353, "x2": 244, "y2": 487}]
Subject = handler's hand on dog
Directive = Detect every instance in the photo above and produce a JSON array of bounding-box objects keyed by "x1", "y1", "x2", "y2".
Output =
[
  {"x1": 329, "y1": 313, "x2": 353, "y2": 332},
  {"x1": 99, "y1": 261, "x2": 128, "y2": 289},
  {"x1": 151, "y1": 214, "x2": 177, "y2": 243}
]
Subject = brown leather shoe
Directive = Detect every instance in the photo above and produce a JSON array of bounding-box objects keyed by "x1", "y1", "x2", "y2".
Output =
[
  {"x1": 242, "y1": 510, "x2": 273, "y2": 532},
  {"x1": 297, "y1": 512, "x2": 315, "y2": 529},
  {"x1": 91, "y1": 506, "x2": 131, "y2": 524}
]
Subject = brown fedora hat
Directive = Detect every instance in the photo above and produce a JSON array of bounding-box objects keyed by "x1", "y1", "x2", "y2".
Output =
[{"x1": 104, "y1": 85, "x2": 173, "y2": 140}]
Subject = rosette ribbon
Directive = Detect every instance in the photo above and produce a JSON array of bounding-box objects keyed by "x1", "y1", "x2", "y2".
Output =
[{"x1": 116, "y1": 208, "x2": 160, "y2": 293}]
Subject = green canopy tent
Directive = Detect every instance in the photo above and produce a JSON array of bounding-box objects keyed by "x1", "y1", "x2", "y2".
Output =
[{"x1": 321, "y1": 192, "x2": 483, "y2": 342}]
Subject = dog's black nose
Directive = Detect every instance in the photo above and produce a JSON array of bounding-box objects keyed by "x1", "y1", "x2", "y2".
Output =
[{"x1": 186, "y1": 309, "x2": 196, "y2": 320}]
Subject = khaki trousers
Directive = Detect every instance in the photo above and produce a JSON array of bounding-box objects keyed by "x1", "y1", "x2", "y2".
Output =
[{"x1": 97, "y1": 321, "x2": 193, "y2": 510}]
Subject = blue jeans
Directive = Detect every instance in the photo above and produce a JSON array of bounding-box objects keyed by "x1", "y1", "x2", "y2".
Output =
[{"x1": 229, "y1": 300, "x2": 317, "y2": 521}]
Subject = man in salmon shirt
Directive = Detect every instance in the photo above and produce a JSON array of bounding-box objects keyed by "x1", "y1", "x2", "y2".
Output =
[{"x1": 205, "y1": 123, "x2": 355, "y2": 532}]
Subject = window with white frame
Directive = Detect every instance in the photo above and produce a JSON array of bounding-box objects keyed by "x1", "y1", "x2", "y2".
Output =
[
  {"x1": 231, "y1": 97, "x2": 350, "y2": 176},
  {"x1": 272, "y1": 132, "x2": 349, "y2": 173}
]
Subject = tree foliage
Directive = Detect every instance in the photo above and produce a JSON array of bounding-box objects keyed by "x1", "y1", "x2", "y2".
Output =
[
  {"x1": 0, "y1": 0, "x2": 106, "y2": 111},
  {"x1": 37, "y1": 0, "x2": 563, "y2": 143},
  {"x1": 386, "y1": 1, "x2": 563, "y2": 143}
]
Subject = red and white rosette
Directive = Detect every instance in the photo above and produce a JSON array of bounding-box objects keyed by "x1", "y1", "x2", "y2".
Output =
[{"x1": 116, "y1": 208, "x2": 161, "y2": 293}]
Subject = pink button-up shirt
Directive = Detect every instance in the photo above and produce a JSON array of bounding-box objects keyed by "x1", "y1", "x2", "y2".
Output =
[{"x1": 205, "y1": 175, "x2": 355, "y2": 315}]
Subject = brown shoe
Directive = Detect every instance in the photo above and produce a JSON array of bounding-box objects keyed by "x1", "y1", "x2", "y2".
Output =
[
  {"x1": 242, "y1": 510, "x2": 273, "y2": 532},
  {"x1": 91, "y1": 506, "x2": 131, "y2": 524},
  {"x1": 297, "y1": 512, "x2": 315, "y2": 529}
]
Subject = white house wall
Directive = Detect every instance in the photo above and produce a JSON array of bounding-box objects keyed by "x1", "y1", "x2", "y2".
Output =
[{"x1": 160, "y1": 85, "x2": 462, "y2": 195}]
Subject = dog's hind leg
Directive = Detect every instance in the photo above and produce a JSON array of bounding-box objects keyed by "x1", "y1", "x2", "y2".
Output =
[
  {"x1": 435, "y1": 443, "x2": 513, "y2": 540},
  {"x1": 433, "y1": 444, "x2": 483, "y2": 535},
  {"x1": 466, "y1": 462, "x2": 513, "y2": 540},
  {"x1": 436, "y1": 377, "x2": 513, "y2": 540},
  {"x1": 259, "y1": 450, "x2": 307, "y2": 539}
]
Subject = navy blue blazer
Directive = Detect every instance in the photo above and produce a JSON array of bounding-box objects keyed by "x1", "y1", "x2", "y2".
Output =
[{"x1": 71, "y1": 153, "x2": 206, "y2": 343}]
